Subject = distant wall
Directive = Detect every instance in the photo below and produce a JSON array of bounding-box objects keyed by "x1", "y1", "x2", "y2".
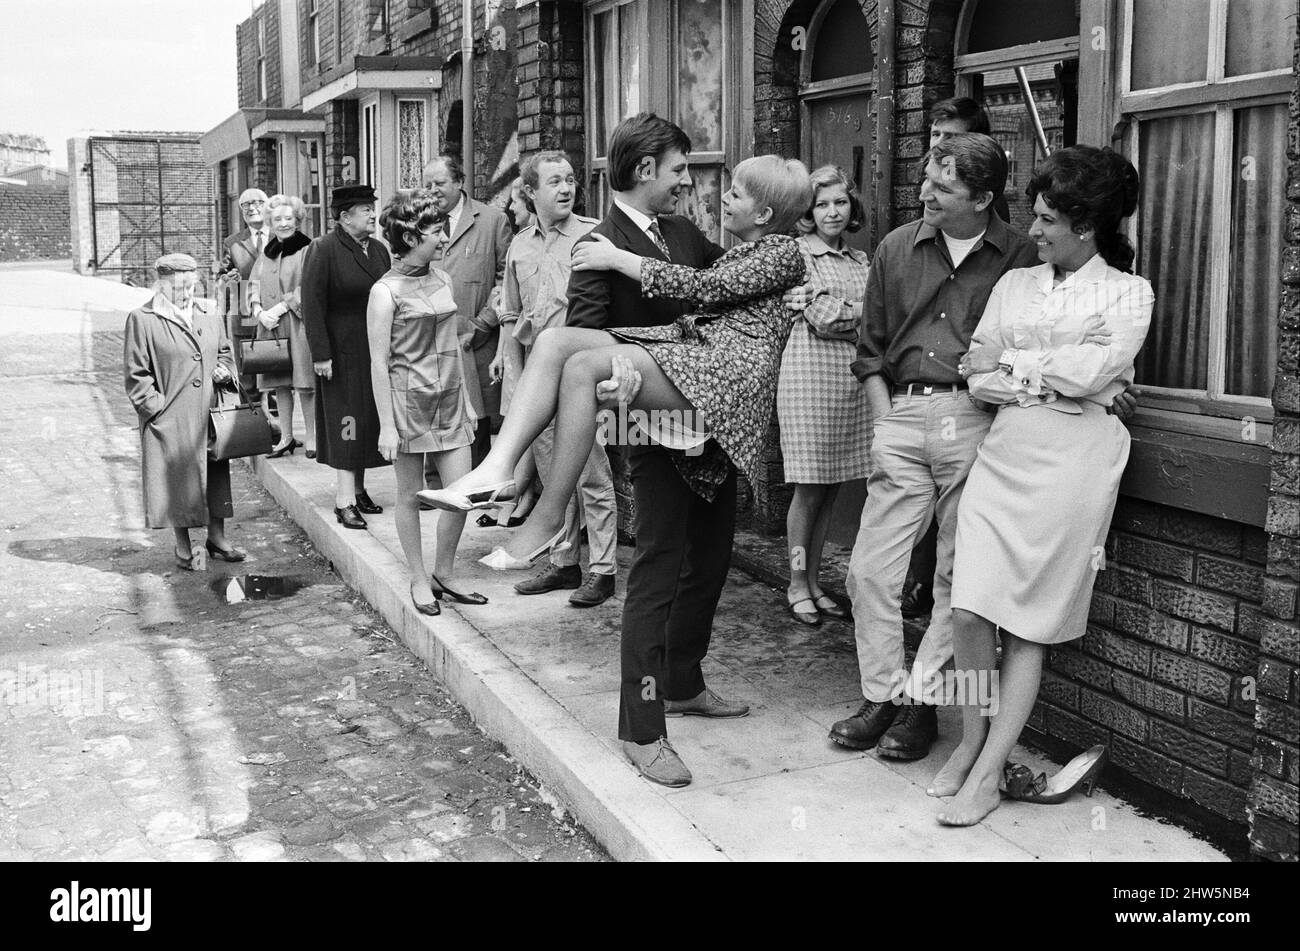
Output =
[{"x1": 0, "y1": 184, "x2": 71, "y2": 261}]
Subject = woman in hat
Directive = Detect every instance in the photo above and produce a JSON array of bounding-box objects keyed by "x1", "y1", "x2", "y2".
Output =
[
  {"x1": 123, "y1": 253, "x2": 245, "y2": 569},
  {"x1": 301, "y1": 185, "x2": 392, "y2": 529}
]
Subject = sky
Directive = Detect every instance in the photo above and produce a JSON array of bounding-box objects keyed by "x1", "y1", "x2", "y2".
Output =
[{"x1": 0, "y1": 1, "x2": 251, "y2": 168}]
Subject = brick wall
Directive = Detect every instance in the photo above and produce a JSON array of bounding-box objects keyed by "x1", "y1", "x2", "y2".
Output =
[
  {"x1": 515, "y1": 0, "x2": 584, "y2": 173},
  {"x1": 1249, "y1": 22, "x2": 1300, "y2": 862},
  {"x1": 1030, "y1": 500, "x2": 1267, "y2": 826},
  {"x1": 252, "y1": 139, "x2": 279, "y2": 195},
  {"x1": 238, "y1": 4, "x2": 284, "y2": 107},
  {"x1": 324, "y1": 99, "x2": 360, "y2": 204},
  {"x1": 0, "y1": 186, "x2": 71, "y2": 261}
]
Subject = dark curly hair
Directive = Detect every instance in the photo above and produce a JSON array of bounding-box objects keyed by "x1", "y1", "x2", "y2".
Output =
[
  {"x1": 1028, "y1": 146, "x2": 1141, "y2": 272},
  {"x1": 379, "y1": 189, "x2": 446, "y2": 256}
]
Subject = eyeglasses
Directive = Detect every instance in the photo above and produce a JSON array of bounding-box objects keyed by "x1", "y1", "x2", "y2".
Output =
[{"x1": 240, "y1": 200, "x2": 266, "y2": 209}]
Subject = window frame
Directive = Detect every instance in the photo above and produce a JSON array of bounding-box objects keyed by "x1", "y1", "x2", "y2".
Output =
[
  {"x1": 1114, "y1": 0, "x2": 1289, "y2": 427},
  {"x1": 396, "y1": 96, "x2": 430, "y2": 190},
  {"x1": 256, "y1": 16, "x2": 268, "y2": 102},
  {"x1": 306, "y1": 0, "x2": 321, "y2": 68},
  {"x1": 360, "y1": 97, "x2": 381, "y2": 197}
]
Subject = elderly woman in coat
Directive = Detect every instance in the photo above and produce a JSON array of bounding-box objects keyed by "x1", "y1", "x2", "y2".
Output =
[
  {"x1": 301, "y1": 184, "x2": 391, "y2": 529},
  {"x1": 123, "y1": 253, "x2": 244, "y2": 569},
  {"x1": 250, "y1": 193, "x2": 315, "y2": 457}
]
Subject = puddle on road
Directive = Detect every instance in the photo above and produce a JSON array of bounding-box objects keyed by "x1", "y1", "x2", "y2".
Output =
[{"x1": 211, "y1": 575, "x2": 312, "y2": 604}]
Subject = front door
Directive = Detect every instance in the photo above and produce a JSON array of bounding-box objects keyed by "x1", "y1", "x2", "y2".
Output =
[{"x1": 804, "y1": 91, "x2": 873, "y2": 255}]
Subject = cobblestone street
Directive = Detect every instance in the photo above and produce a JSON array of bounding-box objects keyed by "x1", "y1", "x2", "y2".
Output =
[{"x1": 0, "y1": 271, "x2": 606, "y2": 862}]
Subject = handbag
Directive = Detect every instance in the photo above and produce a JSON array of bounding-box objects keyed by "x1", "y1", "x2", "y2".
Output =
[
  {"x1": 239, "y1": 330, "x2": 292, "y2": 375},
  {"x1": 209, "y1": 377, "x2": 275, "y2": 461}
]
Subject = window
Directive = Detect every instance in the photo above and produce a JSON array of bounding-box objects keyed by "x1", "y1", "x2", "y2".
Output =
[
  {"x1": 1121, "y1": 0, "x2": 1293, "y2": 409},
  {"x1": 306, "y1": 0, "x2": 320, "y2": 67},
  {"x1": 256, "y1": 17, "x2": 267, "y2": 102},
  {"x1": 397, "y1": 99, "x2": 428, "y2": 189},
  {"x1": 368, "y1": 0, "x2": 392, "y2": 38},
  {"x1": 584, "y1": 0, "x2": 742, "y2": 242},
  {"x1": 298, "y1": 137, "x2": 324, "y2": 236}
]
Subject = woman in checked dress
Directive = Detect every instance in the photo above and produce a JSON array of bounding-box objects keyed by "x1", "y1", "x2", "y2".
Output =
[
  {"x1": 776, "y1": 165, "x2": 872, "y2": 626},
  {"x1": 929, "y1": 146, "x2": 1153, "y2": 826},
  {"x1": 418, "y1": 155, "x2": 812, "y2": 566}
]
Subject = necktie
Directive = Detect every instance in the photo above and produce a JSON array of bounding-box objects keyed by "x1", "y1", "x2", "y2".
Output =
[
  {"x1": 254, "y1": 231, "x2": 264, "y2": 256},
  {"x1": 647, "y1": 220, "x2": 671, "y2": 261}
]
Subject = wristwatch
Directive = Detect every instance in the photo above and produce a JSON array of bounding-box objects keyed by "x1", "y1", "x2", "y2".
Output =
[{"x1": 997, "y1": 348, "x2": 1019, "y2": 374}]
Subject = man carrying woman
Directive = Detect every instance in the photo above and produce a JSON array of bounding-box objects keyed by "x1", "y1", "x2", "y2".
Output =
[{"x1": 421, "y1": 115, "x2": 812, "y2": 787}]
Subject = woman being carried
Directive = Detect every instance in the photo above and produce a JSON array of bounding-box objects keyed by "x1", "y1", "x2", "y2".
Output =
[{"x1": 419, "y1": 155, "x2": 812, "y2": 566}]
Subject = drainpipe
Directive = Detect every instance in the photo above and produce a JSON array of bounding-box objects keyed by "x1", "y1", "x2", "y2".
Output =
[
  {"x1": 872, "y1": 0, "x2": 895, "y2": 246},
  {"x1": 462, "y1": 0, "x2": 475, "y2": 199}
]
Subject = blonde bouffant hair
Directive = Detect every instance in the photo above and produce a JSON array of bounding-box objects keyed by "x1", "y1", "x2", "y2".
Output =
[{"x1": 732, "y1": 156, "x2": 813, "y2": 235}]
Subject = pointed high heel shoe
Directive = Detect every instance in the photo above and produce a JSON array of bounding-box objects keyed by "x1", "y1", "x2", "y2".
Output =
[
  {"x1": 205, "y1": 540, "x2": 246, "y2": 562},
  {"x1": 417, "y1": 480, "x2": 516, "y2": 513},
  {"x1": 267, "y1": 438, "x2": 301, "y2": 459},
  {"x1": 430, "y1": 574, "x2": 488, "y2": 605},
  {"x1": 479, "y1": 528, "x2": 570, "y2": 571},
  {"x1": 1000, "y1": 744, "x2": 1108, "y2": 804}
]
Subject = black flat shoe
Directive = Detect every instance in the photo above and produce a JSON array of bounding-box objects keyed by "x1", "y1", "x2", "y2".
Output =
[
  {"x1": 813, "y1": 594, "x2": 850, "y2": 620},
  {"x1": 174, "y1": 547, "x2": 196, "y2": 571},
  {"x1": 355, "y1": 491, "x2": 382, "y2": 515},
  {"x1": 205, "y1": 540, "x2": 246, "y2": 562},
  {"x1": 411, "y1": 583, "x2": 441, "y2": 616},
  {"x1": 430, "y1": 574, "x2": 488, "y2": 605},
  {"x1": 334, "y1": 505, "x2": 366, "y2": 529},
  {"x1": 787, "y1": 596, "x2": 821, "y2": 627}
]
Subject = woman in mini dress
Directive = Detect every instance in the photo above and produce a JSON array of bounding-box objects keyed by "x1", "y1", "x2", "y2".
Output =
[
  {"x1": 930, "y1": 146, "x2": 1154, "y2": 826},
  {"x1": 418, "y1": 155, "x2": 812, "y2": 565},
  {"x1": 776, "y1": 165, "x2": 871, "y2": 625},
  {"x1": 368, "y1": 191, "x2": 484, "y2": 616}
]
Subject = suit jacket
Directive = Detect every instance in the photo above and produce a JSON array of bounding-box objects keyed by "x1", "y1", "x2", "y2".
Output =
[
  {"x1": 123, "y1": 297, "x2": 234, "y2": 528},
  {"x1": 436, "y1": 193, "x2": 512, "y2": 419},
  {"x1": 566, "y1": 204, "x2": 724, "y2": 330},
  {"x1": 223, "y1": 227, "x2": 268, "y2": 281}
]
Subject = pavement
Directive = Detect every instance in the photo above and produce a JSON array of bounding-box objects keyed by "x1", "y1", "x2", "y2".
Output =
[
  {"x1": 0, "y1": 263, "x2": 606, "y2": 862},
  {"x1": 1, "y1": 261, "x2": 1231, "y2": 862}
]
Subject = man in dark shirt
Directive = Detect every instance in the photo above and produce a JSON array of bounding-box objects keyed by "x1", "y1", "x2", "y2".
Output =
[
  {"x1": 831, "y1": 133, "x2": 1040, "y2": 761},
  {"x1": 566, "y1": 113, "x2": 745, "y2": 790}
]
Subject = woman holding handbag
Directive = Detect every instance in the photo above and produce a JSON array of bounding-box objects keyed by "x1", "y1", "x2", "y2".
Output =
[
  {"x1": 123, "y1": 253, "x2": 245, "y2": 569},
  {"x1": 775, "y1": 166, "x2": 872, "y2": 625},
  {"x1": 249, "y1": 194, "x2": 315, "y2": 458}
]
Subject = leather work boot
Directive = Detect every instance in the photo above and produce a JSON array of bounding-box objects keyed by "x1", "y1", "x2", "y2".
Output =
[
  {"x1": 828, "y1": 698, "x2": 900, "y2": 750},
  {"x1": 876, "y1": 702, "x2": 939, "y2": 760},
  {"x1": 513, "y1": 563, "x2": 582, "y2": 595},
  {"x1": 623, "y1": 737, "x2": 692, "y2": 787},
  {"x1": 568, "y1": 571, "x2": 616, "y2": 607}
]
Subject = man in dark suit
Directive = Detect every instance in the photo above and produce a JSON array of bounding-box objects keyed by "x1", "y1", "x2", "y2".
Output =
[
  {"x1": 566, "y1": 113, "x2": 747, "y2": 789},
  {"x1": 218, "y1": 188, "x2": 270, "y2": 395},
  {"x1": 421, "y1": 154, "x2": 512, "y2": 469}
]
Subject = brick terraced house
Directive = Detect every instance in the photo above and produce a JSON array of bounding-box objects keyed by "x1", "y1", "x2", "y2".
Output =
[{"x1": 208, "y1": 0, "x2": 1300, "y2": 860}]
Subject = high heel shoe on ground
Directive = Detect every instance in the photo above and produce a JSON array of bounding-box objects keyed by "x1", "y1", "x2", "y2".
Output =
[
  {"x1": 355, "y1": 491, "x2": 382, "y2": 515},
  {"x1": 205, "y1": 540, "x2": 246, "y2": 562},
  {"x1": 813, "y1": 593, "x2": 850, "y2": 620},
  {"x1": 267, "y1": 438, "x2": 301, "y2": 459},
  {"x1": 430, "y1": 574, "x2": 488, "y2": 605},
  {"x1": 175, "y1": 546, "x2": 196, "y2": 571},
  {"x1": 479, "y1": 528, "x2": 570, "y2": 571},
  {"x1": 418, "y1": 480, "x2": 516, "y2": 513},
  {"x1": 410, "y1": 583, "x2": 441, "y2": 616},
  {"x1": 1000, "y1": 744, "x2": 1108, "y2": 804},
  {"x1": 334, "y1": 505, "x2": 367, "y2": 530}
]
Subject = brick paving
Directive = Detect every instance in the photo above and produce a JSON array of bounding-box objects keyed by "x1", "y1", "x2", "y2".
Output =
[{"x1": 0, "y1": 313, "x2": 606, "y2": 862}]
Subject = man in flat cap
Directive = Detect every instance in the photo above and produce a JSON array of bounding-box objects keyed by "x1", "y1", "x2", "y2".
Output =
[
  {"x1": 299, "y1": 185, "x2": 391, "y2": 529},
  {"x1": 219, "y1": 187, "x2": 271, "y2": 394}
]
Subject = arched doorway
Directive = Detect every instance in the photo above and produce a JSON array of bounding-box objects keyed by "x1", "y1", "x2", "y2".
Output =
[
  {"x1": 955, "y1": 0, "x2": 1079, "y2": 230},
  {"x1": 799, "y1": 0, "x2": 874, "y2": 254}
]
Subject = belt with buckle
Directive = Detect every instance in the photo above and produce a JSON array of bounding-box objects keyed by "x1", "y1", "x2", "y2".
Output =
[{"x1": 893, "y1": 382, "x2": 968, "y2": 396}]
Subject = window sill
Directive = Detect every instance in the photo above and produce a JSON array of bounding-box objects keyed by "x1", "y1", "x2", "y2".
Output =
[
  {"x1": 1120, "y1": 424, "x2": 1270, "y2": 527},
  {"x1": 397, "y1": 9, "x2": 436, "y2": 44}
]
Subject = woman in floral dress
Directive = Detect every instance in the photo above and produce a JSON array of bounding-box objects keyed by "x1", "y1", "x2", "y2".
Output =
[{"x1": 419, "y1": 155, "x2": 812, "y2": 564}]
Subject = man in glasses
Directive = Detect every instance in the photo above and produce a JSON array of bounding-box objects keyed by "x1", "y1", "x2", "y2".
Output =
[{"x1": 219, "y1": 188, "x2": 272, "y2": 394}]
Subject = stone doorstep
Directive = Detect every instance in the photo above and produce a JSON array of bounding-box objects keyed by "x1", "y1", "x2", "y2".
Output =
[{"x1": 251, "y1": 457, "x2": 724, "y2": 863}]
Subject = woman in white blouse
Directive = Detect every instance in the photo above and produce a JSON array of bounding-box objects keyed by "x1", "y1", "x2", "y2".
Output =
[{"x1": 931, "y1": 146, "x2": 1154, "y2": 826}]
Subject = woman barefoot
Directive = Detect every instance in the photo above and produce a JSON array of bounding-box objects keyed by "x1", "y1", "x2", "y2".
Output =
[
  {"x1": 929, "y1": 146, "x2": 1152, "y2": 826},
  {"x1": 368, "y1": 191, "x2": 484, "y2": 615},
  {"x1": 419, "y1": 156, "x2": 812, "y2": 565}
]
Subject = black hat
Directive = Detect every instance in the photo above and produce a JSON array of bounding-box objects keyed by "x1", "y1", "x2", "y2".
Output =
[{"x1": 332, "y1": 184, "x2": 378, "y2": 214}]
